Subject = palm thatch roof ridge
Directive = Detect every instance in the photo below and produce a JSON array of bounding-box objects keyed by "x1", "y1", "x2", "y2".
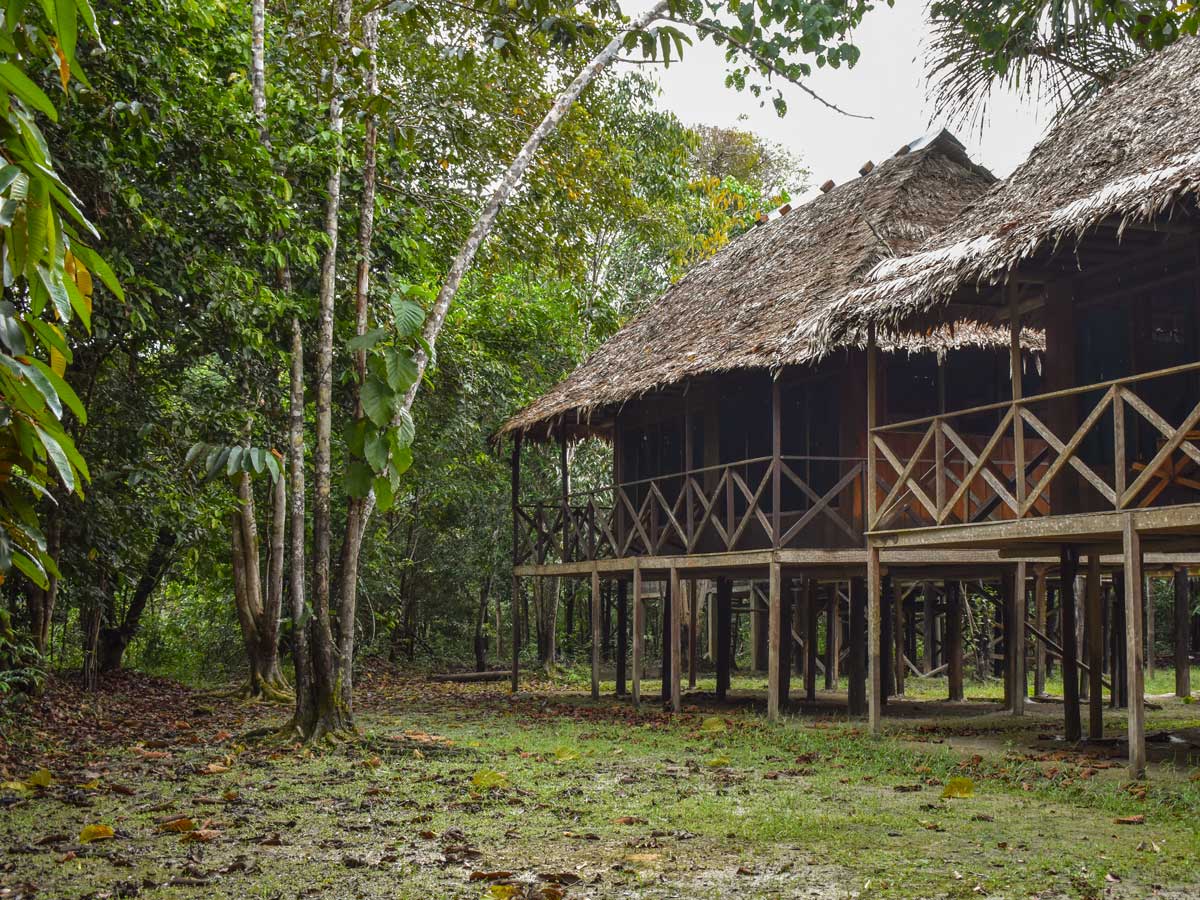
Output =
[
  {"x1": 816, "y1": 35, "x2": 1200, "y2": 345},
  {"x1": 502, "y1": 130, "x2": 1011, "y2": 438}
]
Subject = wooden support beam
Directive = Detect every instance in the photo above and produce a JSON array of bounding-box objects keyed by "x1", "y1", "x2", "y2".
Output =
[
  {"x1": 669, "y1": 567, "x2": 682, "y2": 712},
  {"x1": 1085, "y1": 554, "x2": 1103, "y2": 737},
  {"x1": 616, "y1": 579, "x2": 628, "y2": 697},
  {"x1": 751, "y1": 582, "x2": 768, "y2": 672},
  {"x1": 632, "y1": 561, "x2": 643, "y2": 709},
  {"x1": 881, "y1": 575, "x2": 893, "y2": 700},
  {"x1": 510, "y1": 434, "x2": 522, "y2": 693},
  {"x1": 825, "y1": 585, "x2": 839, "y2": 690},
  {"x1": 1175, "y1": 567, "x2": 1191, "y2": 698},
  {"x1": 805, "y1": 578, "x2": 818, "y2": 702},
  {"x1": 848, "y1": 576, "x2": 867, "y2": 716},
  {"x1": 1010, "y1": 562, "x2": 1027, "y2": 716},
  {"x1": 591, "y1": 567, "x2": 601, "y2": 700},
  {"x1": 716, "y1": 577, "x2": 732, "y2": 700},
  {"x1": 1122, "y1": 516, "x2": 1146, "y2": 779},
  {"x1": 1034, "y1": 568, "x2": 1048, "y2": 697},
  {"x1": 947, "y1": 579, "x2": 964, "y2": 701},
  {"x1": 1060, "y1": 546, "x2": 1082, "y2": 743},
  {"x1": 767, "y1": 562, "x2": 783, "y2": 721},
  {"x1": 776, "y1": 573, "x2": 792, "y2": 708},
  {"x1": 893, "y1": 577, "x2": 905, "y2": 696},
  {"x1": 1145, "y1": 575, "x2": 1155, "y2": 679},
  {"x1": 867, "y1": 548, "x2": 883, "y2": 733},
  {"x1": 688, "y1": 579, "x2": 698, "y2": 690},
  {"x1": 923, "y1": 582, "x2": 936, "y2": 674}
]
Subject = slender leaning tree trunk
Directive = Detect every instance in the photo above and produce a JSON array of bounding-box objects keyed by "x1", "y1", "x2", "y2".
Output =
[{"x1": 333, "y1": 6, "x2": 381, "y2": 723}]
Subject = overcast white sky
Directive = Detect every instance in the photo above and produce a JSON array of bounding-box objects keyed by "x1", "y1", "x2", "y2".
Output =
[{"x1": 618, "y1": 3, "x2": 1052, "y2": 195}]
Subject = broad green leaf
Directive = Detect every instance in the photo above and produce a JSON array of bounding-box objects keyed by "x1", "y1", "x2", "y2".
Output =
[
  {"x1": 373, "y1": 474, "x2": 394, "y2": 512},
  {"x1": 347, "y1": 327, "x2": 386, "y2": 352},
  {"x1": 384, "y1": 347, "x2": 418, "y2": 394},
  {"x1": 388, "y1": 296, "x2": 424, "y2": 337},
  {"x1": 0, "y1": 61, "x2": 58, "y2": 120},
  {"x1": 12, "y1": 548, "x2": 47, "y2": 588},
  {"x1": 364, "y1": 430, "x2": 388, "y2": 472},
  {"x1": 361, "y1": 377, "x2": 394, "y2": 428},
  {"x1": 28, "y1": 357, "x2": 84, "y2": 422},
  {"x1": 34, "y1": 424, "x2": 74, "y2": 493}
]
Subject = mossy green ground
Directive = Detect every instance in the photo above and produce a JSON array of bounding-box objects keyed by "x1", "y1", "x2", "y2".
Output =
[{"x1": 2, "y1": 667, "x2": 1199, "y2": 899}]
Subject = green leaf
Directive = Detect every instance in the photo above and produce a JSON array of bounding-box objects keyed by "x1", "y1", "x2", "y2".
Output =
[
  {"x1": 69, "y1": 244, "x2": 122, "y2": 301},
  {"x1": 392, "y1": 407, "x2": 415, "y2": 449},
  {"x1": 249, "y1": 447, "x2": 266, "y2": 474},
  {"x1": 184, "y1": 442, "x2": 207, "y2": 469},
  {"x1": 55, "y1": 0, "x2": 77, "y2": 61},
  {"x1": 390, "y1": 445, "x2": 413, "y2": 479},
  {"x1": 360, "y1": 377, "x2": 394, "y2": 428},
  {"x1": 226, "y1": 446, "x2": 243, "y2": 477},
  {"x1": 384, "y1": 347, "x2": 418, "y2": 394},
  {"x1": 0, "y1": 62, "x2": 58, "y2": 120},
  {"x1": 28, "y1": 357, "x2": 84, "y2": 422},
  {"x1": 364, "y1": 430, "x2": 388, "y2": 472},
  {"x1": 388, "y1": 296, "x2": 424, "y2": 337},
  {"x1": 373, "y1": 474, "x2": 394, "y2": 512},
  {"x1": 12, "y1": 548, "x2": 47, "y2": 589},
  {"x1": 34, "y1": 424, "x2": 74, "y2": 493}
]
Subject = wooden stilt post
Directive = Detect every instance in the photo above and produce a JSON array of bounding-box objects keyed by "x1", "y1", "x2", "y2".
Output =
[
  {"x1": 1060, "y1": 546, "x2": 1082, "y2": 743},
  {"x1": 672, "y1": 571, "x2": 681, "y2": 710},
  {"x1": 1076, "y1": 573, "x2": 1089, "y2": 703},
  {"x1": 663, "y1": 576, "x2": 675, "y2": 705},
  {"x1": 867, "y1": 549, "x2": 883, "y2": 732},
  {"x1": 1145, "y1": 574, "x2": 1155, "y2": 680},
  {"x1": 1085, "y1": 553, "x2": 1103, "y2": 737},
  {"x1": 946, "y1": 580, "x2": 963, "y2": 701},
  {"x1": 591, "y1": 567, "x2": 601, "y2": 701},
  {"x1": 616, "y1": 579, "x2": 628, "y2": 697},
  {"x1": 751, "y1": 584, "x2": 767, "y2": 672},
  {"x1": 894, "y1": 580, "x2": 906, "y2": 697},
  {"x1": 923, "y1": 582, "x2": 935, "y2": 674},
  {"x1": 688, "y1": 579, "x2": 698, "y2": 690},
  {"x1": 510, "y1": 435, "x2": 522, "y2": 693},
  {"x1": 881, "y1": 575, "x2": 893, "y2": 701},
  {"x1": 1175, "y1": 566, "x2": 1191, "y2": 698},
  {"x1": 716, "y1": 577, "x2": 732, "y2": 700},
  {"x1": 793, "y1": 584, "x2": 805, "y2": 676},
  {"x1": 825, "y1": 586, "x2": 838, "y2": 690},
  {"x1": 767, "y1": 561, "x2": 782, "y2": 721},
  {"x1": 805, "y1": 578, "x2": 818, "y2": 702},
  {"x1": 1123, "y1": 516, "x2": 1146, "y2": 779},
  {"x1": 1034, "y1": 568, "x2": 1048, "y2": 698},
  {"x1": 1112, "y1": 578, "x2": 1128, "y2": 708},
  {"x1": 777, "y1": 573, "x2": 792, "y2": 709},
  {"x1": 632, "y1": 561, "x2": 643, "y2": 709},
  {"x1": 1011, "y1": 563, "x2": 1027, "y2": 715},
  {"x1": 848, "y1": 577, "x2": 866, "y2": 715}
]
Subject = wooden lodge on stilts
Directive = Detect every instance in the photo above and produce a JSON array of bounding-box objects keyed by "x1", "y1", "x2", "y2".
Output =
[
  {"x1": 497, "y1": 130, "x2": 1055, "y2": 721},
  {"x1": 821, "y1": 36, "x2": 1200, "y2": 778}
]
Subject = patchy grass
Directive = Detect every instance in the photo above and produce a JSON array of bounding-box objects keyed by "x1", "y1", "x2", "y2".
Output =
[{"x1": 2, "y1": 667, "x2": 1199, "y2": 899}]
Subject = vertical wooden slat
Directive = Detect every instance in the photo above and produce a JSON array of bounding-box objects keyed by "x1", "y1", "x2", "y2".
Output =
[
  {"x1": 510, "y1": 435, "x2": 522, "y2": 693},
  {"x1": 1059, "y1": 546, "x2": 1082, "y2": 742},
  {"x1": 767, "y1": 561, "x2": 782, "y2": 721},
  {"x1": 1113, "y1": 389, "x2": 1126, "y2": 506},
  {"x1": 1175, "y1": 566, "x2": 1191, "y2": 698},
  {"x1": 1085, "y1": 553, "x2": 1103, "y2": 736},
  {"x1": 632, "y1": 561, "x2": 643, "y2": 709},
  {"x1": 669, "y1": 566, "x2": 682, "y2": 713},
  {"x1": 1009, "y1": 287, "x2": 1026, "y2": 512},
  {"x1": 848, "y1": 577, "x2": 866, "y2": 716},
  {"x1": 560, "y1": 431, "x2": 570, "y2": 562},
  {"x1": 771, "y1": 379, "x2": 782, "y2": 548},
  {"x1": 946, "y1": 580, "x2": 963, "y2": 701},
  {"x1": 1144, "y1": 575, "x2": 1155, "y2": 680},
  {"x1": 1123, "y1": 515, "x2": 1146, "y2": 778},
  {"x1": 591, "y1": 566, "x2": 601, "y2": 700},
  {"x1": 866, "y1": 326, "x2": 879, "y2": 529}
]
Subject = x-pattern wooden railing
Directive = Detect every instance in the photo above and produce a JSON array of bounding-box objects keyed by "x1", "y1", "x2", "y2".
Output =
[
  {"x1": 870, "y1": 361, "x2": 1200, "y2": 531},
  {"x1": 518, "y1": 456, "x2": 866, "y2": 563}
]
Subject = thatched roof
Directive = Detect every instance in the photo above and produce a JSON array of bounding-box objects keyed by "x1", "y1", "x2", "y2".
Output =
[
  {"x1": 502, "y1": 130, "x2": 1013, "y2": 439},
  {"x1": 816, "y1": 35, "x2": 1200, "y2": 344}
]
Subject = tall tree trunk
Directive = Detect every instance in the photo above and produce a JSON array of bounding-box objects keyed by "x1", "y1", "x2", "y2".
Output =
[
  {"x1": 332, "y1": 6, "x2": 380, "y2": 722},
  {"x1": 294, "y1": 0, "x2": 354, "y2": 741},
  {"x1": 287, "y1": 318, "x2": 315, "y2": 735},
  {"x1": 474, "y1": 569, "x2": 494, "y2": 672}
]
